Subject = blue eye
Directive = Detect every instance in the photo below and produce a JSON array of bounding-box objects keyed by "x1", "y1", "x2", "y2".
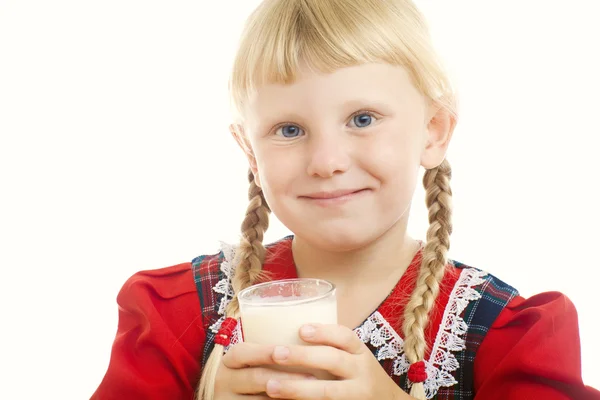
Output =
[
  {"x1": 276, "y1": 125, "x2": 304, "y2": 138},
  {"x1": 352, "y1": 113, "x2": 373, "y2": 128},
  {"x1": 274, "y1": 112, "x2": 375, "y2": 137}
]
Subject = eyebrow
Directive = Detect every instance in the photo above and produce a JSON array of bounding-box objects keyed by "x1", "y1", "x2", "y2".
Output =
[{"x1": 339, "y1": 99, "x2": 391, "y2": 112}]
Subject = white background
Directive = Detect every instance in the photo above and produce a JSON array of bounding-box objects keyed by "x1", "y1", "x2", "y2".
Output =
[{"x1": 1, "y1": 1, "x2": 599, "y2": 398}]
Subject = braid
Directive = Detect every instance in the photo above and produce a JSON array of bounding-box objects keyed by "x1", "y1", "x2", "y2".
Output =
[
  {"x1": 196, "y1": 168, "x2": 270, "y2": 400},
  {"x1": 402, "y1": 159, "x2": 453, "y2": 399},
  {"x1": 228, "y1": 169, "x2": 271, "y2": 315}
]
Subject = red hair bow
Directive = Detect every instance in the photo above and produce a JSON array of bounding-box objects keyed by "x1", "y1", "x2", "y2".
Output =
[
  {"x1": 407, "y1": 361, "x2": 427, "y2": 383},
  {"x1": 215, "y1": 317, "x2": 237, "y2": 347}
]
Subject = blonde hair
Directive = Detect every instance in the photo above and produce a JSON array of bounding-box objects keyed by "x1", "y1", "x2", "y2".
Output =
[
  {"x1": 198, "y1": 0, "x2": 456, "y2": 399},
  {"x1": 197, "y1": 169, "x2": 271, "y2": 400}
]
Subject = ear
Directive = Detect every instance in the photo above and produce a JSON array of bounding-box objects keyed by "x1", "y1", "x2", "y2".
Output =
[
  {"x1": 230, "y1": 124, "x2": 261, "y2": 187},
  {"x1": 420, "y1": 101, "x2": 457, "y2": 169}
]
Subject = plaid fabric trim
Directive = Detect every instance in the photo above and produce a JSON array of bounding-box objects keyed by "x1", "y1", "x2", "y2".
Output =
[
  {"x1": 433, "y1": 261, "x2": 519, "y2": 399},
  {"x1": 191, "y1": 237, "x2": 293, "y2": 368},
  {"x1": 191, "y1": 252, "x2": 223, "y2": 368}
]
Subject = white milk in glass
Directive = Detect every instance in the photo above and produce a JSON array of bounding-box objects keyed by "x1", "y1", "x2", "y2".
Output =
[{"x1": 238, "y1": 279, "x2": 337, "y2": 379}]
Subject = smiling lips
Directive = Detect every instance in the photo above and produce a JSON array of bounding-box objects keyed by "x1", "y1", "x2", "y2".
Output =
[{"x1": 299, "y1": 188, "x2": 370, "y2": 205}]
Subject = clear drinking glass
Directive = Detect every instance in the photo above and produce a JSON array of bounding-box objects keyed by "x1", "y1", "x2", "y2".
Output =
[{"x1": 237, "y1": 278, "x2": 337, "y2": 379}]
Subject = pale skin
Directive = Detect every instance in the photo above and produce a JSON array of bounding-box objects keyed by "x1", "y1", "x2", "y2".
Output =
[{"x1": 216, "y1": 62, "x2": 456, "y2": 399}]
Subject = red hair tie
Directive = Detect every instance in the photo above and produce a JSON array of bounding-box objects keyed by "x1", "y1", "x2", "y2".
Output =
[
  {"x1": 407, "y1": 361, "x2": 427, "y2": 383},
  {"x1": 214, "y1": 317, "x2": 237, "y2": 347}
]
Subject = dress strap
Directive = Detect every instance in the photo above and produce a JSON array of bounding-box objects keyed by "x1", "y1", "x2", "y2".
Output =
[{"x1": 191, "y1": 251, "x2": 225, "y2": 367}]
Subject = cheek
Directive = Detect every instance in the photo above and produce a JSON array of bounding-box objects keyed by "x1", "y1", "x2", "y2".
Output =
[
  {"x1": 361, "y1": 129, "x2": 422, "y2": 181},
  {"x1": 254, "y1": 147, "x2": 299, "y2": 195},
  {"x1": 360, "y1": 131, "x2": 422, "y2": 216}
]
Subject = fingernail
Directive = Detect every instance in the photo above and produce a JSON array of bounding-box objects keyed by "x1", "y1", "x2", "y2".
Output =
[
  {"x1": 266, "y1": 379, "x2": 281, "y2": 395},
  {"x1": 301, "y1": 324, "x2": 316, "y2": 338},
  {"x1": 273, "y1": 346, "x2": 290, "y2": 360}
]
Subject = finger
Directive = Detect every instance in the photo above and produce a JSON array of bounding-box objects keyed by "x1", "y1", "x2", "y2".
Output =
[
  {"x1": 271, "y1": 345, "x2": 354, "y2": 378},
  {"x1": 218, "y1": 366, "x2": 316, "y2": 395},
  {"x1": 222, "y1": 342, "x2": 276, "y2": 369},
  {"x1": 298, "y1": 324, "x2": 365, "y2": 355},
  {"x1": 266, "y1": 378, "x2": 350, "y2": 400}
]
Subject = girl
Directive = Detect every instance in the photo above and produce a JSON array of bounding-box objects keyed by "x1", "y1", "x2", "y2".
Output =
[{"x1": 93, "y1": 0, "x2": 599, "y2": 399}]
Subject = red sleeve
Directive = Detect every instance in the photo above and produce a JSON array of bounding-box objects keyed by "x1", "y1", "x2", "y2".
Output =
[
  {"x1": 474, "y1": 291, "x2": 600, "y2": 399},
  {"x1": 91, "y1": 262, "x2": 205, "y2": 400}
]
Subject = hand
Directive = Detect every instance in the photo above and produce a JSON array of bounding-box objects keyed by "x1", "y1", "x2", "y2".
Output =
[
  {"x1": 264, "y1": 324, "x2": 414, "y2": 400},
  {"x1": 214, "y1": 342, "x2": 317, "y2": 399}
]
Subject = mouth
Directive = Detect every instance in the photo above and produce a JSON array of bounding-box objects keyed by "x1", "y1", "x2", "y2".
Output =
[{"x1": 299, "y1": 188, "x2": 371, "y2": 204}]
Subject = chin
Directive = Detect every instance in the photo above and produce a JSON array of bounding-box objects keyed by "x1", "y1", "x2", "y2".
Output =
[{"x1": 294, "y1": 223, "x2": 383, "y2": 253}]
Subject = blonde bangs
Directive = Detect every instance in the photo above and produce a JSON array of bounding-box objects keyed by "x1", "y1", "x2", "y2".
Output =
[{"x1": 229, "y1": 0, "x2": 457, "y2": 122}]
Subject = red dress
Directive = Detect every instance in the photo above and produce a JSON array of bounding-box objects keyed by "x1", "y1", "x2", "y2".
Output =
[{"x1": 91, "y1": 238, "x2": 599, "y2": 399}]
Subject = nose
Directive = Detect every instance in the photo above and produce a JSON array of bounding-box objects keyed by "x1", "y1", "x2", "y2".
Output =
[{"x1": 306, "y1": 133, "x2": 351, "y2": 178}]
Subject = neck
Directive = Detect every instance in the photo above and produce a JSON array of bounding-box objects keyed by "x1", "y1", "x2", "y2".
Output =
[{"x1": 291, "y1": 219, "x2": 420, "y2": 289}]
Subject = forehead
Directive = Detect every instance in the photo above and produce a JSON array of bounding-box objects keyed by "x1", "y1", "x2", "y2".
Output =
[{"x1": 244, "y1": 63, "x2": 425, "y2": 127}]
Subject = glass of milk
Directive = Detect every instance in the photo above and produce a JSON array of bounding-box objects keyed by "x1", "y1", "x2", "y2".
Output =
[{"x1": 238, "y1": 278, "x2": 337, "y2": 379}]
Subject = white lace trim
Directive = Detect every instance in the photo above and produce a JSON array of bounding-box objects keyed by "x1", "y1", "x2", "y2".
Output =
[
  {"x1": 423, "y1": 267, "x2": 487, "y2": 398},
  {"x1": 209, "y1": 242, "x2": 487, "y2": 399},
  {"x1": 209, "y1": 317, "x2": 222, "y2": 334},
  {"x1": 354, "y1": 268, "x2": 487, "y2": 398},
  {"x1": 230, "y1": 321, "x2": 243, "y2": 348},
  {"x1": 355, "y1": 311, "x2": 404, "y2": 361},
  {"x1": 212, "y1": 241, "x2": 237, "y2": 317},
  {"x1": 210, "y1": 242, "x2": 242, "y2": 352}
]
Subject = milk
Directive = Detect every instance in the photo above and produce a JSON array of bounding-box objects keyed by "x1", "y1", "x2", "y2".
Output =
[
  {"x1": 238, "y1": 280, "x2": 337, "y2": 380},
  {"x1": 241, "y1": 294, "x2": 338, "y2": 345}
]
